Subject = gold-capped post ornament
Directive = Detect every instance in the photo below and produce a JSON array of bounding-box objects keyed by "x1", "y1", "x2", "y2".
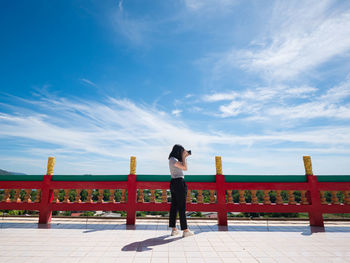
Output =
[
  {"x1": 130, "y1": 156, "x2": 136, "y2": 175},
  {"x1": 215, "y1": 156, "x2": 222, "y2": 175},
  {"x1": 303, "y1": 156, "x2": 313, "y2": 175},
  {"x1": 47, "y1": 157, "x2": 55, "y2": 175}
]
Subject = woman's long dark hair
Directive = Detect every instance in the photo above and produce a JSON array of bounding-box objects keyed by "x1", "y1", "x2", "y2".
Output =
[{"x1": 168, "y1": 144, "x2": 185, "y2": 163}]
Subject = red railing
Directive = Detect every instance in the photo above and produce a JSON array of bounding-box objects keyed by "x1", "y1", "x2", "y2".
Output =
[{"x1": 0, "y1": 156, "x2": 349, "y2": 227}]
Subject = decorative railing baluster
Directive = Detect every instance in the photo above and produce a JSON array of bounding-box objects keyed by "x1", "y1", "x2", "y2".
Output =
[
  {"x1": 52, "y1": 189, "x2": 59, "y2": 203},
  {"x1": 227, "y1": 190, "x2": 233, "y2": 203},
  {"x1": 186, "y1": 190, "x2": 191, "y2": 203},
  {"x1": 209, "y1": 190, "x2": 215, "y2": 203},
  {"x1": 150, "y1": 189, "x2": 155, "y2": 203},
  {"x1": 24, "y1": 189, "x2": 32, "y2": 203},
  {"x1": 75, "y1": 189, "x2": 81, "y2": 203},
  {"x1": 109, "y1": 189, "x2": 115, "y2": 203},
  {"x1": 14, "y1": 189, "x2": 21, "y2": 203},
  {"x1": 238, "y1": 190, "x2": 246, "y2": 204},
  {"x1": 251, "y1": 190, "x2": 258, "y2": 204},
  {"x1": 63, "y1": 189, "x2": 70, "y2": 203},
  {"x1": 86, "y1": 189, "x2": 93, "y2": 203},
  {"x1": 288, "y1": 190, "x2": 296, "y2": 205},
  {"x1": 162, "y1": 189, "x2": 167, "y2": 203},
  {"x1": 97, "y1": 189, "x2": 104, "y2": 203},
  {"x1": 120, "y1": 189, "x2": 126, "y2": 203},
  {"x1": 320, "y1": 191, "x2": 327, "y2": 204},
  {"x1": 4, "y1": 189, "x2": 10, "y2": 202},
  {"x1": 197, "y1": 190, "x2": 203, "y2": 203},
  {"x1": 300, "y1": 190, "x2": 309, "y2": 205},
  {"x1": 331, "y1": 191, "x2": 339, "y2": 204},
  {"x1": 344, "y1": 191, "x2": 350, "y2": 205},
  {"x1": 276, "y1": 190, "x2": 283, "y2": 204},
  {"x1": 263, "y1": 190, "x2": 271, "y2": 205},
  {"x1": 35, "y1": 189, "x2": 41, "y2": 203},
  {"x1": 138, "y1": 189, "x2": 144, "y2": 203}
]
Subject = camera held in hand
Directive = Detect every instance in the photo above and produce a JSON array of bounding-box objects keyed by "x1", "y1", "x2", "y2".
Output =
[{"x1": 187, "y1": 150, "x2": 191, "y2": 155}]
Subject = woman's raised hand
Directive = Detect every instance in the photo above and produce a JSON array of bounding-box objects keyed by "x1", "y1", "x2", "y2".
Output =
[{"x1": 182, "y1": 150, "x2": 189, "y2": 159}]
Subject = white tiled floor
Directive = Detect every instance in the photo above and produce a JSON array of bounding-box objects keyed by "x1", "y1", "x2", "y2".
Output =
[{"x1": 0, "y1": 217, "x2": 350, "y2": 263}]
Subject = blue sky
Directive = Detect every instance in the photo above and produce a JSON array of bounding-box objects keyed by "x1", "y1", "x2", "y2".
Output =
[{"x1": 1, "y1": 0, "x2": 350, "y2": 175}]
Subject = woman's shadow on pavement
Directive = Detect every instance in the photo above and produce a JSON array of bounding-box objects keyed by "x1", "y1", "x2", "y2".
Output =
[{"x1": 122, "y1": 234, "x2": 182, "y2": 252}]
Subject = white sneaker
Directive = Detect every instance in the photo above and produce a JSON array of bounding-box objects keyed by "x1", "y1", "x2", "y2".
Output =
[
  {"x1": 182, "y1": 230, "x2": 194, "y2": 237},
  {"x1": 171, "y1": 229, "x2": 179, "y2": 236}
]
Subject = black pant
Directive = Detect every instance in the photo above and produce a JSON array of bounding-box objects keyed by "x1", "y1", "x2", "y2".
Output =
[{"x1": 169, "y1": 178, "x2": 188, "y2": 230}]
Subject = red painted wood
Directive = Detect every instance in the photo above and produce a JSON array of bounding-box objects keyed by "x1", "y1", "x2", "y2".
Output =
[
  {"x1": 316, "y1": 182, "x2": 350, "y2": 191},
  {"x1": 0, "y1": 202, "x2": 41, "y2": 210},
  {"x1": 126, "y1": 174, "x2": 137, "y2": 225},
  {"x1": 216, "y1": 174, "x2": 227, "y2": 226},
  {"x1": 226, "y1": 203, "x2": 310, "y2": 213},
  {"x1": 136, "y1": 181, "x2": 217, "y2": 190},
  {"x1": 0, "y1": 181, "x2": 42, "y2": 189},
  {"x1": 51, "y1": 203, "x2": 128, "y2": 211},
  {"x1": 2, "y1": 173, "x2": 350, "y2": 226},
  {"x1": 51, "y1": 181, "x2": 128, "y2": 189},
  {"x1": 307, "y1": 175, "x2": 324, "y2": 227},
  {"x1": 319, "y1": 204, "x2": 350, "y2": 213},
  {"x1": 38, "y1": 174, "x2": 54, "y2": 224},
  {"x1": 224, "y1": 182, "x2": 309, "y2": 190}
]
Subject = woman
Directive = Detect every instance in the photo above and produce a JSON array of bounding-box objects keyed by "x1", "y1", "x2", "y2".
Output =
[{"x1": 168, "y1": 144, "x2": 194, "y2": 237}]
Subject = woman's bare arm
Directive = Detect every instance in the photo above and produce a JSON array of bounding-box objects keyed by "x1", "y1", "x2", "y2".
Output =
[{"x1": 174, "y1": 151, "x2": 188, "y2": 171}]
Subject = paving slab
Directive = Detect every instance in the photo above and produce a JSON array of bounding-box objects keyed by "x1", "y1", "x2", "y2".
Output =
[{"x1": 0, "y1": 217, "x2": 350, "y2": 263}]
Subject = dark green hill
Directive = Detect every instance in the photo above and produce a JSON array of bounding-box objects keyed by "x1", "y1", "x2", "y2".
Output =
[{"x1": 0, "y1": 169, "x2": 26, "y2": 175}]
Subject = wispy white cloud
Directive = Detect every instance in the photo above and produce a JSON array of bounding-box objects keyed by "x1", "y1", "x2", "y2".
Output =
[
  {"x1": 171, "y1": 109, "x2": 182, "y2": 116},
  {"x1": 184, "y1": 0, "x2": 238, "y2": 13},
  {"x1": 1, "y1": 94, "x2": 350, "y2": 174},
  {"x1": 202, "y1": 76, "x2": 350, "y2": 120},
  {"x1": 208, "y1": 0, "x2": 350, "y2": 82},
  {"x1": 80, "y1": 78, "x2": 97, "y2": 87}
]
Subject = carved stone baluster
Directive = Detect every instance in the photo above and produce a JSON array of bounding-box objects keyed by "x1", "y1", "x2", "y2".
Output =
[
  {"x1": 109, "y1": 189, "x2": 115, "y2": 203},
  {"x1": 97, "y1": 189, "x2": 104, "y2": 203},
  {"x1": 300, "y1": 190, "x2": 309, "y2": 205},
  {"x1": 162, "y1": 189, "x2": 167, "y2": 203},
  {"x1": 138, "y1": 189, "x2": 144, "y2": 203},
  {"x1": 239, "y1": 190, "x2": 246, "y2": 204},
  {"x1": 331, "y1": 191, "x2": 340, "y2": 204},
  {"x1": 63, "y1": 189, "x2": 70, "y2": 203},
  {"x1": 343, "y1": 191, "x2": 350, "y2": 205},
  {"x1": 186, "y1": 190, "x2": 191, "y2": 203},
  {"x1": 288, "y1": 190, "x2": 296, "y2": 205},
  {"x1": 150, "y1": 189, "x2": 155, "y2": 203},
  {"x1": 251, "y1": 190, "x2": 258, "y2": 204},
  {"x1": 209, "y1": 190, "x2": 215, "y2": 203},
  {"x1": 227, "y1": 190, "x2": 233, "y2": 203},
  {"x1": 14, "y1": 189, "x2": 21, "y2": 203},
  {"x1": 320, "y1": 191, "x2": 327, "y2": 204},
  {"x1": 263, "y1": 190, "x2": 271, "y2": 205},
  {"x1": 35, "y1": 189, "x2": 41, "y2": 203},
  {"x1": 275, "y1": 190, "x2": 283, "y2": 204},
  {"x1": 24, "y1": 189, "x2": 32, "y2": 203},
  {"x1": 4, "y1": 189, "x2": 10, "y2": 202},
  {"x1": 75, "y1": 189, "x2": 81, "y2": 203},
  {"x1": 197, "y1": 190, "x2": 203, "y2": 204},
  {"x1": 52, "y1": 189, "x2": 59, "y2": 203},
  {"x1": 120, "y1": 189, "x2": 126, "y2": 203}
]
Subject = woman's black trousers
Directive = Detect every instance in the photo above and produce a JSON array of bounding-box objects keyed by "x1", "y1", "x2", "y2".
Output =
[{"x1": 169, "y1": 178, "x2": 188, "y2": 230}]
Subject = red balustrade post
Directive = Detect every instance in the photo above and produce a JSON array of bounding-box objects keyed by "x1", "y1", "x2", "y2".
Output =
[
  {"x1": 38, "y1": 157, "x2": 55, "y2": 224},
  {"x1": 216, "y1": 156, "x2": 227, "y2": 226},
  {"x1": 126, "y1": 156, "x2": 137, "y2": 225},
  {"x1": 304, "y1": 156, "x2": 324, "y2": 227}
]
